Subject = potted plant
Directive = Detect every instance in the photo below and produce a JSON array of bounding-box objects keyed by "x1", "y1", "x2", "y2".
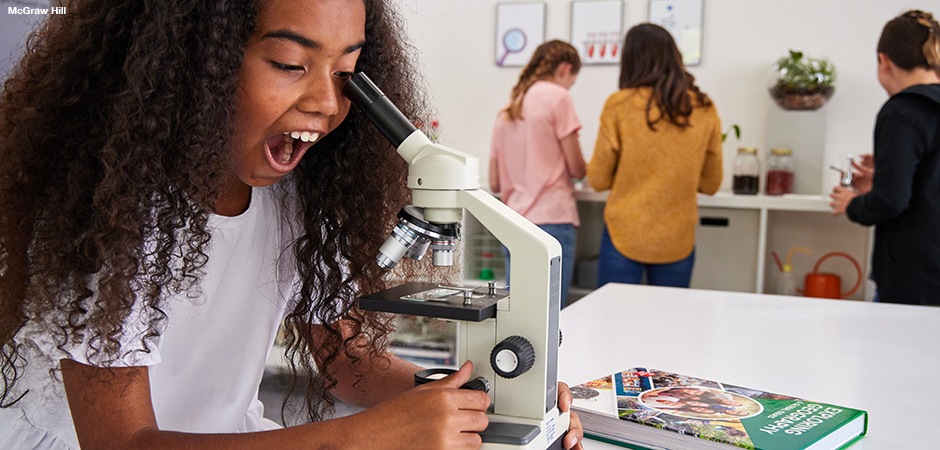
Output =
[
  {"x1": 769, "y1": 50, "x2": 836, "y2": 110},
  {"x1": 721, "y1": 124, "x2": 741, "y2": 143}
]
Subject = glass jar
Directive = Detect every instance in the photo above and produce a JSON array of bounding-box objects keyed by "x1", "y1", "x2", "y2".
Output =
[
  {"x1": 732, "y1": 147, "x2": 760, "y2": 195},
  {"x1": 765, "y1": 148, "x2": 794, "y2": 195}
]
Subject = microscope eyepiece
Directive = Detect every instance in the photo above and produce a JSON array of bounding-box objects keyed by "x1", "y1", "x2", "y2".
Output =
[
  {"x1": 343, "y1": 72, "x2": 417, "y2": 149},
  {"x1": 342, "y1": 72, "x2": 384, "y2": 109}
]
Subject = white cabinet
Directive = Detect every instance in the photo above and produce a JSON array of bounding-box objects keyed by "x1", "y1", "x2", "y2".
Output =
[{"x1": 692, "y1": 207, "x2": 759, "y2": 293}]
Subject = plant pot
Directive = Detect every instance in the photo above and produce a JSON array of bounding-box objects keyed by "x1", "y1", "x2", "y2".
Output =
[
  {"x1": 768, "y1": 50, "x2": 836, "y2": 111},
  {"x1": 769, "y1": 85, "x2": 834, "y2": 111}
]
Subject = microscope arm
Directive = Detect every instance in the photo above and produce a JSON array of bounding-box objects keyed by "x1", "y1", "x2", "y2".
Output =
[{"x1": 345, "y1": 73, "x2": 567, "y2": 443}]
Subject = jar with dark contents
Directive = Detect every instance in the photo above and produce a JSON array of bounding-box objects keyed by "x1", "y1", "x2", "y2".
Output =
[
  {"x1": 732, "y1": 147, "x2": 760, "y2": 195},
  {"x1": 765, "y1": 148, "x2": 794, "y2": 195}
]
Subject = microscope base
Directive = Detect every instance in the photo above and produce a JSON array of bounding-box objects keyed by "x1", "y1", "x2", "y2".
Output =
[
  {"x1": 481, "y1": 410, "x2": 570, "y2": 449},
  {"x1": 481, "y1": 433, "x2": 568, "y2": 450}
]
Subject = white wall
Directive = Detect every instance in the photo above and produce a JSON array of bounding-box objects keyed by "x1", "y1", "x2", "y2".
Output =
[
  {"x1": 398, "y1": 0, "x2": 932, "y2": 193},
  {"x1": 0, "y1": 2, "x2": 49, "y2": 78},
  {"x1": 2, "y1": 0, "x2": 930, "y2": 194}
]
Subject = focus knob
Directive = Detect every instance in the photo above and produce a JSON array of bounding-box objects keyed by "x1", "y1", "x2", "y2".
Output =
[{"x1": 490, "y1": 335, "x2": 535, "y2": 379}]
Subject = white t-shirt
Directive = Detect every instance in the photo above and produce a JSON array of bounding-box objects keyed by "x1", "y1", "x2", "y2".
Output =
[{"x1": 0, "y1": 186, "x2": 307, "y2": 449}]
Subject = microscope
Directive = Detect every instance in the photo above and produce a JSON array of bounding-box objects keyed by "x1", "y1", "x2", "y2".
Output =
[{"x1": 345, "y1": 73, "x2": 568, "y2": 449}]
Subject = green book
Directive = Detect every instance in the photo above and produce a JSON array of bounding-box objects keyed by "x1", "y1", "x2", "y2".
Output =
[{"x1": 571, "y1": 368, "x2": 867, "y2": 450}]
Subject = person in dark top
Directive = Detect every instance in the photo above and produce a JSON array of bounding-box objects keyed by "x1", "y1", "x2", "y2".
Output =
[{"x1": 830, "y1": 10, "x2": 940, "y2": 306}]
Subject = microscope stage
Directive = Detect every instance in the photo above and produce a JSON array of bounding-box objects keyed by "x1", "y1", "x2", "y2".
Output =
[{"x1": 359, "y1": 282, "x2": 507, "y2": 322}]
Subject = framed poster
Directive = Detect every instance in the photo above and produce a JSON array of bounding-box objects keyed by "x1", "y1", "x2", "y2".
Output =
[
  {"x1": 648, "y1": 0, "x2": 704, "y2": 66},
  {"x1": 570, "y1": 1, "x2": 624, "y2": 65},
  {"x1": 495, "y1": 2, "x2": 546, "y2": 67}
]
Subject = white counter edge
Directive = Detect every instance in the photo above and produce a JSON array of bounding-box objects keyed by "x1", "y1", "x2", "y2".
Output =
[{"x1": 574, "y1": 189, "x2": 833, "y2": 212}]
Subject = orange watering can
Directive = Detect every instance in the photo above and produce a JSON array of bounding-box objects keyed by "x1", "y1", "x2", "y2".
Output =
[{"x1": 802, "y1": 252, "x2": 862, "y2": 299}]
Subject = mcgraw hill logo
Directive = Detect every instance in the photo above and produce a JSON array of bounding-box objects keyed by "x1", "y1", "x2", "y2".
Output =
[
  {"x1": 4, "y1": 0, "x2": 65, "y2": 14},
  {"x1": 8, "y1": 6, "x2": 65, "y2": 14}
]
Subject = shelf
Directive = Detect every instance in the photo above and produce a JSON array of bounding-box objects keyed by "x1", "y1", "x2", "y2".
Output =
[{"x1": 574, "y1": 189, "x2": 832, "y2": 212}]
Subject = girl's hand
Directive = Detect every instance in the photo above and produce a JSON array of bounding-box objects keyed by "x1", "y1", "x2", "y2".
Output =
[
  {"x1": 830, "y1": 186, "x2": 858, "y2": 216},
  {"x1": 851, "y1": 154, "x2": 875, "y2": 195},
  {"x1": 342, "y1": 360, "x2": 490, "y2": 450},
  {"x1": 342, "y1": 362, "x2": 587, "y2": 449},
  {"x1": 557, "y1": 382, "x2": 586, "y2": 449}
]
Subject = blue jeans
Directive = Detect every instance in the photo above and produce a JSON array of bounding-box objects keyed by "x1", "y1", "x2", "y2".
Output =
[
  {"x1": 503, "y1": 223, "x2": 576, "y2": 308},
  {"x1": 597, "y1": 226, "x2": 695, "y2": 288}
]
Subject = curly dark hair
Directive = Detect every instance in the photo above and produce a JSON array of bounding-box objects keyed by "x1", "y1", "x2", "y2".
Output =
[
  {"x1": 0, "y1": 0, "x2": 431, "y2": 422},
  {"x1": 618, "y1": 23, "x2": 712, "y2": 131}
]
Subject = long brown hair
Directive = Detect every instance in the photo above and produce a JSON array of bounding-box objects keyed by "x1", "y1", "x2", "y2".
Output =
[
  {"x1": 618, "y1": 23, "x2": 711, "y2": 130},
  {"x1": 0, "y1": 0, "x2": 429, "y2": 422},
  {"x1": 501, "y1": 40, "x2": 580, "y2": 121},
  {"x1": 878, "y1": 10, "x2": 940, "y2": 76}
]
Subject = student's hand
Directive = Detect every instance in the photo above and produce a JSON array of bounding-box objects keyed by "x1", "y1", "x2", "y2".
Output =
[
  {"x1": 829, "y1": 186, "x2": 858, "y2": 216},
  {"x1": 344, "y1": 360, "x2": 490, "y2": 450},
  {"x1": 557, "y1": 382, "x2": 586, "y2": 449},
  {"x1": 851, "y1": 154, "x2": 875, "y2": 195}
]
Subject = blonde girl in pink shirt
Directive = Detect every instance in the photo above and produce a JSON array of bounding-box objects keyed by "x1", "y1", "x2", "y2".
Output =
[{"x1": 489, "y1": 40, "x2": 587, "y2": 307}]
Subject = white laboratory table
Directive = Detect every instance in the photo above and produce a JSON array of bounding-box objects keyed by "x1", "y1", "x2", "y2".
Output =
[{"x1": 557, "y1": 283, "x2": 940, "y2": 449}]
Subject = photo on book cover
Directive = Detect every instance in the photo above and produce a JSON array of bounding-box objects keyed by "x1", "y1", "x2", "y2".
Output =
[{"x1": 638, "y1": 386, "x2": 763, "y2": 420}]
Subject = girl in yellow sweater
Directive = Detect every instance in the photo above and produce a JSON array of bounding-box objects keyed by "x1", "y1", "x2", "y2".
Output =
[{"x1": 588, "y1": 23, "x2": 722, "y2": 288}]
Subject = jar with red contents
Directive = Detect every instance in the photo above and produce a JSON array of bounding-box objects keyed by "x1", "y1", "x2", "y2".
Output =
[{"x1": 765, "y1": 148, "x2": 794, "y2": 195}]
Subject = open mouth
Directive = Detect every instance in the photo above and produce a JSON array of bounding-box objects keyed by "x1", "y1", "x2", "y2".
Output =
[{"x1": 264, "y1": 131, "x2": 319, "y2": 172}]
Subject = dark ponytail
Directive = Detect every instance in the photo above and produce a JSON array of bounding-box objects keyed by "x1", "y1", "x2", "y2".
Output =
[{"x1": 878, "y1": 10, "x2": 940, "y2": 76}]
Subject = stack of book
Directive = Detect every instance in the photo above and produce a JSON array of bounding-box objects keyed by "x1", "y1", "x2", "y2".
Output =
[{"x1": 571, "y1": 367, "x2": 867, "y2": 450}]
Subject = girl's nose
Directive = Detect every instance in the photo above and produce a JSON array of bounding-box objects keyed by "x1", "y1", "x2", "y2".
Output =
[{"x1": 296, "y1": 71, "x2": 340, "y2": 117}]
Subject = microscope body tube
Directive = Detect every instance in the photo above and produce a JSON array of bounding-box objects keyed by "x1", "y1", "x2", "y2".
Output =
[{"x1": 343, "y1": 74, "x2": 416, "y2": 150}]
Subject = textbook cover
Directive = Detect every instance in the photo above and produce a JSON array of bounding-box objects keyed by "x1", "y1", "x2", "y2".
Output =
[{"x1": 571, "y1": 367, "x2": 867, "y2": 450}]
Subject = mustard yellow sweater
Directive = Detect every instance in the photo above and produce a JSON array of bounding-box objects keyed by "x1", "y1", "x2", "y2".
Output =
[{"x1": 588, "y1": 87, "x2": 723, "y2": 264}]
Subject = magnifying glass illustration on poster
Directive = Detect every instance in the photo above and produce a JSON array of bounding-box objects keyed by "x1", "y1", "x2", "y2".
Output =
[
  {"x1": 498, "y1": 29, "x2": 527, "y2": 66},
  {"x1": 494, "y1": 2, "x2": 545, "y2": 67}
]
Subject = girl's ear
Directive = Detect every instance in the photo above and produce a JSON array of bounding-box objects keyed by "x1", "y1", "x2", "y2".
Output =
[
  {"x1": 876, "y1": 52, "x2": 898, "y2": 95},
  {"x1": 876, "y1": 53, "x2": 891, "y2": 72},
  {"x1": 555, "y1": 62, "x2": 573, "y2": 78},
  {"x1": 876, "y1": 53, "x2": 893, "y2": 80}
]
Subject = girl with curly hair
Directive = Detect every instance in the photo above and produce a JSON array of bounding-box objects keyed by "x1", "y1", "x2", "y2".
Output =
[{"x1": 0, "y1": 0, "x2": 584, "y2": 448}]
